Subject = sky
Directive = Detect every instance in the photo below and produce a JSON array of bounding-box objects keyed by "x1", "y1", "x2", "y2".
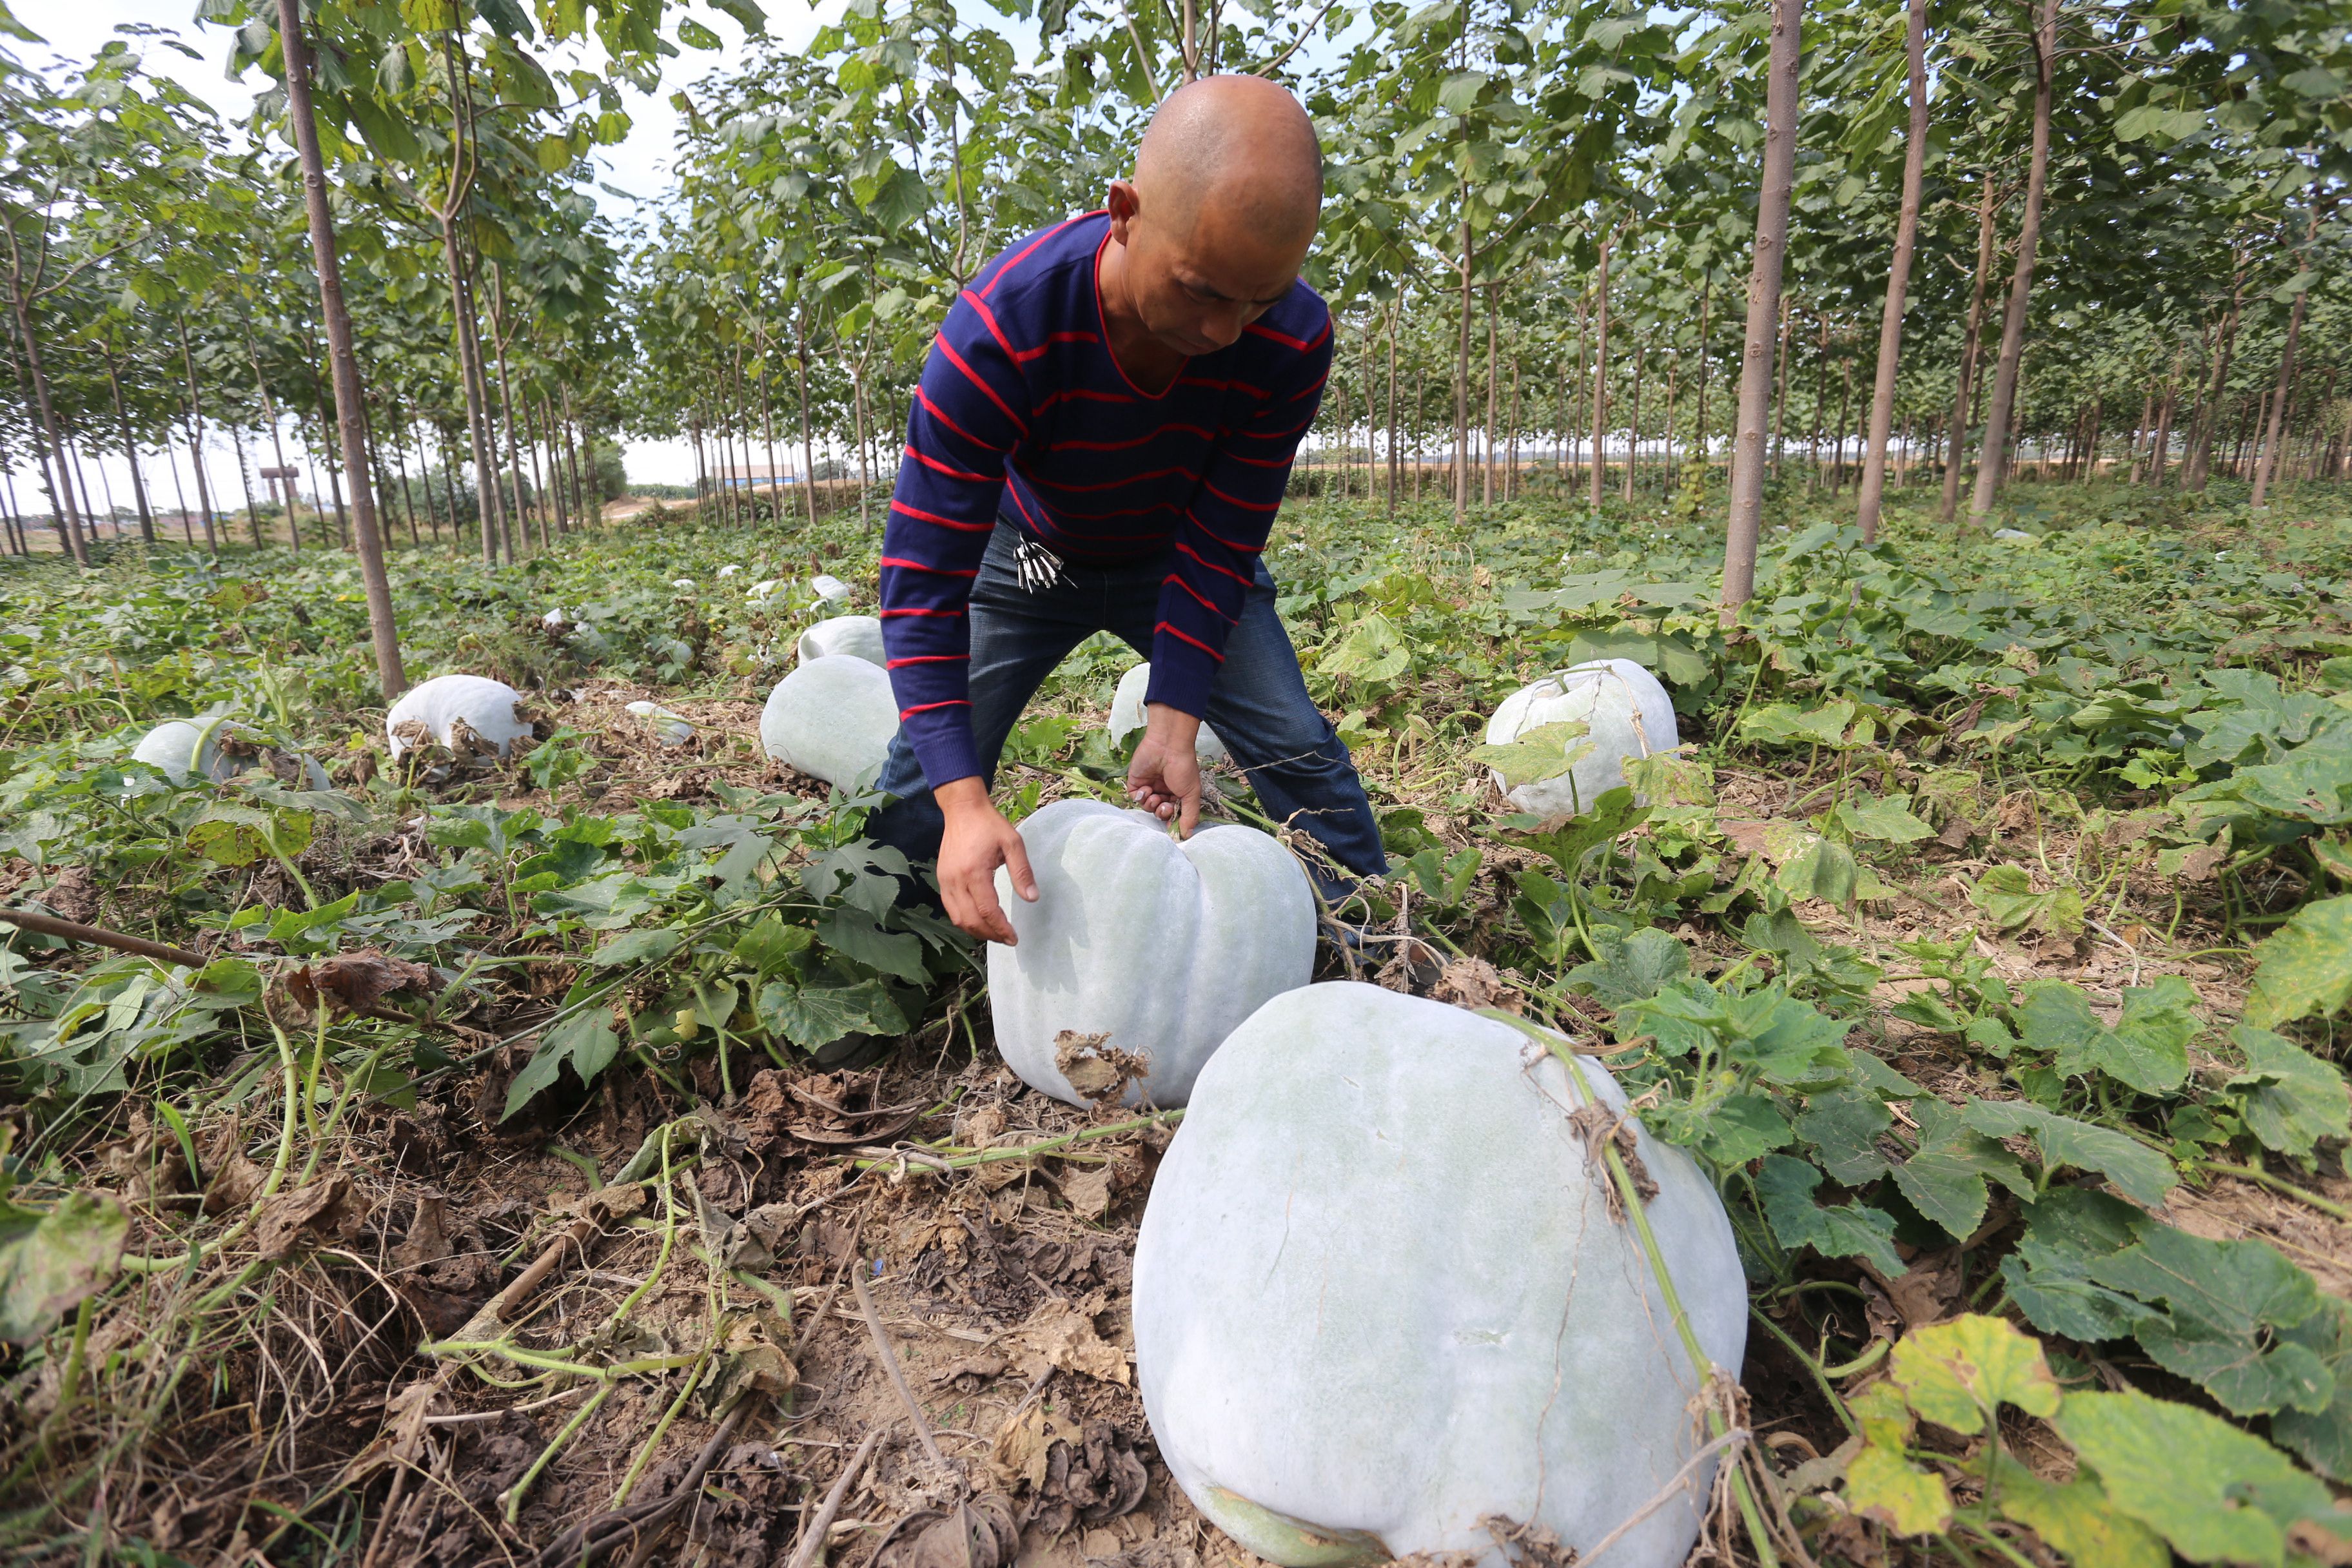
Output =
[{"x1": 14, "y1": 0, "x2": 978, "y2": 502}]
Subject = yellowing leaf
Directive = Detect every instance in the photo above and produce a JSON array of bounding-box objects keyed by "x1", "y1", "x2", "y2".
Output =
[
  {"x1": 1844, "y1": 1444, "x2": 1953, "y2": 1536},
  {"x1": 1888, "y1": 1313, "x2": 2061, "y2": 1435},
  {"x1": 2054, "y1": 1389, "x2": 2348, "y2": 1568},
  {"x1": 1987, "y1": 1453, "x2": 2169, "y2": 1568},
  {"x1": 2243, "y1": 896, "x2": 2352, "y2": 1030}
]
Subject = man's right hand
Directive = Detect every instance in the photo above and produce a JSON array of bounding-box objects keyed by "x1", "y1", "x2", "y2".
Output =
[{"x1": 934, "y1": 777, "x2": 1038, "y2": 946}]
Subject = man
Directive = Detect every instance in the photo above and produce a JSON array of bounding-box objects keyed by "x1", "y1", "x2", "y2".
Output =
[{"x1": 871, "y1": 74, "x2": 1386, "y2": 945}]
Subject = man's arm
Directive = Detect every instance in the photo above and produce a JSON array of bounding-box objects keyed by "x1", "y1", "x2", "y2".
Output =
[
  {"x1": 881, "y1": 288, "x2": 1044, "y2": 944},
  {"x1": 1128, "y1": 311, "x2": 1333, "y2": 831}
]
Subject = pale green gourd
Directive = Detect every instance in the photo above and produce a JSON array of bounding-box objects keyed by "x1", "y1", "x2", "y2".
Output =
[{"x1": 1135, "y1": 983, "x2": 1746, "y2": 1568}]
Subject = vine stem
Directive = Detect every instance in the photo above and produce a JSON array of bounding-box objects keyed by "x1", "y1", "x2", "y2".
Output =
[
  {"x1": 847, "y1": 1108, "x2": 1184, "y2": 1174},
  {"x1": 2195, "y1": 1158, "x2": 2352, "y2": 1222},
  {"x1": 1477, "y1": 1008, "x2": 1780, "y2": 1568}
]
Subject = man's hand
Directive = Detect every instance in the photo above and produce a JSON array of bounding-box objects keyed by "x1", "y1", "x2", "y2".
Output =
[
  {"x1": 1128, "y1": 704, "x2": 1203, "y2": 837},
  {"x1": 936, "y1": 778, "x2": 1037, "y2": 945}
]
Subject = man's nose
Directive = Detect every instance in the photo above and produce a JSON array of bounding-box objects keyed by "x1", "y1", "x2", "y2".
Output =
[{"x1": 1201, "y1": 306, "x2": 1246, "y2": 348}]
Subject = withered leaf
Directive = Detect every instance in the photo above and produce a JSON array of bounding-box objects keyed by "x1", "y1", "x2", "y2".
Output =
[{"x1": 254, "y1": 1173, "x2": 358, "y2": 1259}]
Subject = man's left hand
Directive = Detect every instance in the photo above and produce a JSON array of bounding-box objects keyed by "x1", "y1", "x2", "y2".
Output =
[{"x1": 1128, "y1": 703, "x2": 1202, "y2": 837}]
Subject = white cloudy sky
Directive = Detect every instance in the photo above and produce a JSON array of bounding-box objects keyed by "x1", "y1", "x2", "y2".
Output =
[{"x1": 15, "y1": 0, "x2": 1040, "y2": 500}]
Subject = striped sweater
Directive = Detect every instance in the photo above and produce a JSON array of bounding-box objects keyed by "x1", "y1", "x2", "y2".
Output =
[{"x1": 879, "y1": 211, "x2": 1333, "y2": 789}]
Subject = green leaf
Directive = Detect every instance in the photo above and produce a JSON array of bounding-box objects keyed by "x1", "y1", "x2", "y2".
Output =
[
  {"x1": 1890, "y1": 1097, "x2": 2032, "y2": 1240},
  {"x1": 1755, "y1": 1153, "x2": 1903, "y2": 1275},
  {"x1": 1774, "y1": 836, "x2": 1859, "y2": 906},
  {"x1": 1961, "y1": 1099, "x2": 2180, "y2": 1207},
  {"x1": 1838, "y1": 794, "x2": 1935, "y2": 844},
  {"x1": 2003, "y1": 1189, "x2": 2157, "y2": 1343},
  {"x1": 1971, "y1": 865, "x2": 2084, "y2": 936},
  {"x1": 2243, "y1": 896, "x2": 2352, "y2": 1030},
  {"x1": 1470, "y1": 720, "x2": 1595, "y2": 791},
  {"x1": 1794, "y1": 1086, "x2": 1892, "y2": 1186},
  {"x1": 589, "y1": 927, "x2": 685, "y2": 968},
  {"x1": 731, "y1": 917, "x2": 814, "y2": 975},
  {"x1": 504, "y1": 1008, "x2": 620, "y2": 1120},
  {"x1": 814, "y1": 912, "x2": 928, "y2": 983},
  {"x1": 2273, "y1": 1298, "x2": 2352, "y2": 1482},
  {"x1": 756, "y1": 978, "x2": 906, "y2": 1050},
  {"x1": 0, "y1": 1191, "x2": 129, "y2": 1344},
  {"x1": 2011, "y1": 977, "x2": 2195, "y2": 1097},
  {"x1": 2054, "y1": 1389, "x2": 2351, "y2": 1568},
  {"x1": 1565, "y1": 926, "x2": 1689, "y2": 1004},
  {"x1": 1888, "y1": 1313, "x2": 2062, "y2": 1435},
  {"x1": 2088, "y1": 1227, "x2": 2333, "y2": 1417},
  {"x1": 2224, "y1": 1025, "x2": 2351, "y2": 1159}
]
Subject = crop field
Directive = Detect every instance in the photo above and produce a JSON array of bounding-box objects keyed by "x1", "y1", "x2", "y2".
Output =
[{"x1": 1, "y1": 473, "x2": 2347, "y2": 1566}]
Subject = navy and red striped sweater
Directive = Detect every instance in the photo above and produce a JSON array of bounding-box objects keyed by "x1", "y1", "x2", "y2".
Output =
[{"x1": 878, "y1": 211, "x2": 1333, "y2": 788}]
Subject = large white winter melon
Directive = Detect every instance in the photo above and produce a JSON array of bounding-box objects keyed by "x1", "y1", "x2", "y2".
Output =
[
  {"x1": 796, "y1": 614, "x2": 887, "y2": 668},
  {"x1": 384, "y1": 675, "x2": 535, "y2": 759},
  {"x1": 1108, "y1": 663, "x2": 1230, "y2": 763},
  {"x1": 989, "y1": 799, "x2": 1311, "y2": 1107},
  {"x1": 758, "y1": 655, "x2": 899, "y2": 789},
  {"x1": 1484, "y1": 658, "x2": 1677, "y2": 817},
  {"x1": 1135, "y1": 983, "x2": 1745, "y2": 1568}
]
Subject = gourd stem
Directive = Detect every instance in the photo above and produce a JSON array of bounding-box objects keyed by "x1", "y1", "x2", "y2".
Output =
[
  {"x1": 1477, "y1": 1008, "x2": 1781, "y2": 1568},
  {"x1": 1744, "y1": 1304, "x2": 1857, "y2": 1435}
]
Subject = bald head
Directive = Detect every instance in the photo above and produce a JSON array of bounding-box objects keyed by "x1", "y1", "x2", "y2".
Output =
[{"x1": 1133, "y1": 76, "x2": 1323, "y2": 248}]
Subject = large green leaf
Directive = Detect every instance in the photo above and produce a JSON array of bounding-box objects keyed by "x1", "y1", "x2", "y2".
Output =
[
  {"x1": 1793, "y1": 1086, "x2": 1892, "y2": 1186},
  {"x1": 2002, "y1": 1189, "x2": 2157, "y2": 1344},
  {"x1": 2224, "y1": 1025, "x2": 2352, "y2": 1159},
  {"x1": 504, "y1": 1008, "x2": 622, "y2": 1120},
  {"x1": 2055, "y1": 1389, "x2": 2351, "y2": 1567},
  {"x1": 1564, "y1": 926, "x2": 1688, "y2": 1004},
  {"x1": 2087, "y1": 1228, "x2": 2333, "y2": 1418},
  {"x1": 1962, "y1": 1099, "x2": 2179, "y2": 1207},
  {"x1": 2274, "y1": 1298, "x2": 2352, "y2": 1482},
  {"x1": 1887, "y1": 1313, "x2": 2061, "y2": 1434},
  {"x1": 1890, "y1": 1097, "x2": 2032, "y2": 1240},
  {"x1": 1754, "y1": 1153, "x2": 1903, "y2": 1275},
  {"x1": 2009, "y1": 977, "x2": 2195, "y2": 1097},
  {"x1": 756, "y1": 977, "x2": 906, "y2": 1050}
]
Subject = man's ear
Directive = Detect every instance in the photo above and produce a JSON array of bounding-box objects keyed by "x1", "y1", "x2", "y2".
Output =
[{"x1": 1105, "y1": 178, "x2": 1140, "y2": 242}]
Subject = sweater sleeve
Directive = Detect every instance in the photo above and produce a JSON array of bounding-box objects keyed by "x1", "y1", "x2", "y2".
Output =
[
  {"x1": 878, "y1": 288, "x2": 1032, "y2": 789},
  {"x1": 1142, "y1": 311, "x2": 1332, "y2": 719}
]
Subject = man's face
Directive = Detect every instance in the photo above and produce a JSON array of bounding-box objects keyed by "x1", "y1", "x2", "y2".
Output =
[{"x1": 1108, "y1": 181, "x2": 1314, "y2": 357}]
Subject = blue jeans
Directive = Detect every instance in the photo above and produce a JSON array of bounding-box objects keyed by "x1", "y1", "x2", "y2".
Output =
[{"x1": 869, "y1": 522, "x2": 1389, "y2": 894}]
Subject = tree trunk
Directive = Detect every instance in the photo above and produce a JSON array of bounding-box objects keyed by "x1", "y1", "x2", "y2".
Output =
[
  {"x1": 1413, "y1": 359, "x2": 1427, "y2": 502},
  {"x1": 164, "y1": 429, "x2": 195, "y2": 545},
  {"x1": 1694, "y1": 278, "x2": 1711, "y2": 473},
  {"x1": 1808, "y1": 313, "x2": 1828, "y2": 490},
  {"x1": 1482, "y1": 284, "x2": 1500, "y2": 505},
  {"x1": 176, "y1": 322, "x2": 219, "y2": 553},
  {"x1": 1770, "y1": 291, "x2": 1792, "y2": 480},
  {"x1": 1834, "y1": 356, "x2": 1854, "y2": 489},
  {"x1": 1507, "y1": 353, "x2": 1523, "y2": 500},
  {"x1": 8, "y1": 291, "x2": 88, "y2": 564},
  {"x1": 2250, "y1": 211, "x2": 2316, "y2": 509},
  {"x1": 1623, "y1": 342, "x2": 1642, "y2": 504},
  {"x1": 2146, "y1": 355, "x2": 2180, "y2": 488},
  {"x1": 1589, "y1": 231, "x2": 1612, "y2": 509},
  {"x1": 796, "y1": 307, "x2": 819, "y2": 527},
  {"x1": 1966, "y1": 3, "x2": 2057, "y2": 520},
  {"x1": 1386, "y1": 302, "x2": 1400, "y2": 514},
  {"x1": 2186, "y1": 288, "x2": 2240, "y2": 493},
  {"x1": 231, "y1": 426, "x2": 263, "y2": 547},
  {"x1": 2126, "y1": 379, "x2": 2156, "y2": 483},
  {"x1": 102, "y1": 347, "x2": 156, "y2": 544},
  {"x1": 1455, "y1": 220, "x2": 1474, "y2": 525},
  {"x1": 2079, "y1": 393, "x2": 2102, "y2": 484},
  {"x1": 1721, "y1": 0, "x2": 1804, "y2": 621},
  {"x1": 1856, "y1": 0, "x2": 1928, "y2": 540},
  {"x1": 1939, "y1": 173, "x2": 1999, "y2": 525}
]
